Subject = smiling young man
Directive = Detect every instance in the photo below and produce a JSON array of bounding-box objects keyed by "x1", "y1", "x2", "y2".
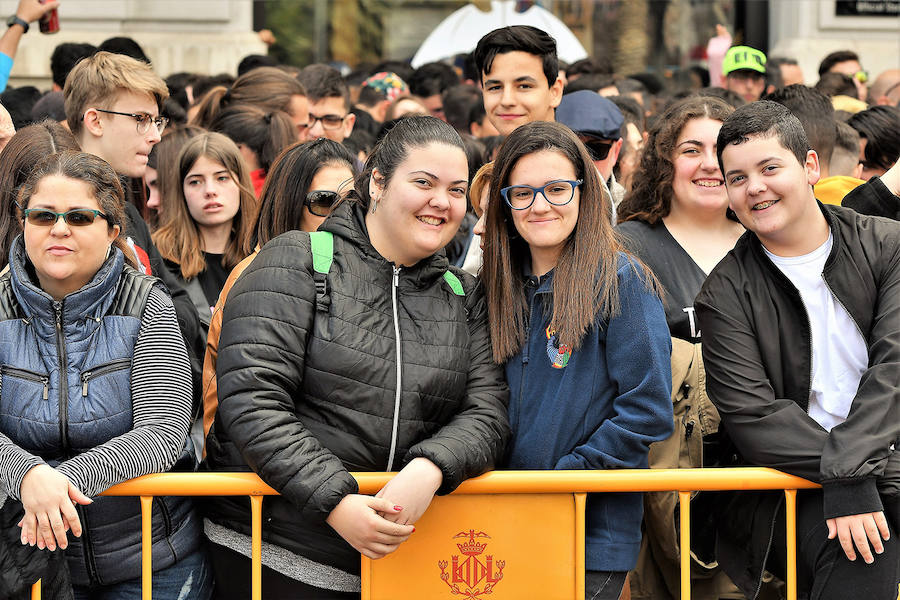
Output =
[
  {"x1": 472, "y1": 25, "x2": 563, "y2": 137},
  {"x1": 695, "y1": 100, "x2": 899, "y2": 599}
]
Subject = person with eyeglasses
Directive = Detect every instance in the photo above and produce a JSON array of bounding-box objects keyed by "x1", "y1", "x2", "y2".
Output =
[
  {"x1": 297, "y1": 64, "x2": 356, "y2": 143},
  {"x1": 63, "y1": 51, "x2": 206, "y2": 416},
  {"x1": 0, "y1": 150, "x2": 212, "y2": 598},
  {"x1": 556, "y1": 90, "x2": 627, "y2": 223},
  {"x1": 479, "y1": 120, "x2": 673, "y2": 600},
  {"x1": 199, "y1": 138, "x2": 357, "y2": 458}
]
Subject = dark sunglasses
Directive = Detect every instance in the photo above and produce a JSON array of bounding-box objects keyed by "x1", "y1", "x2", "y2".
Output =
[
  {"x1": 22, "y1": 208, "x2": 113, "y2": 227},
  {"x1": 304, "y1": 190, "x2": 340, "y2": 217},
  {"x1": 580, "y1": 137, "x2": 614, "y2": 161}
]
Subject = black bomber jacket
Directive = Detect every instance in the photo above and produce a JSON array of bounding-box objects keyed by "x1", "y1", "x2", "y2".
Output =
[
  {"x1": 694, "y1": 193, "x2": 900, "y2": 598},
  {"x1": 204, "y1": 199, "x2": 510, "y2": 574}
]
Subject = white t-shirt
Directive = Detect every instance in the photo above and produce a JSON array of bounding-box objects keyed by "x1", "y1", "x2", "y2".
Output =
[{"x1": 764, "y1": 232, "x2": 868, "y2": 432}]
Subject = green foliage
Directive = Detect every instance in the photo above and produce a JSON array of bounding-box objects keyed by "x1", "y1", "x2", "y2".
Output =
[{"x1": 265, "y1": 0, "x2": 316, "y2": 67}]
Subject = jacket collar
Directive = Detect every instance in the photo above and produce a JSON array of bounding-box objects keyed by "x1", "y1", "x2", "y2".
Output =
[
  {"x1": 746, "y1": 201, "x2": 840, "y2": 278},
  {"x1": 322, "y1": 198, "x2": 451, "y2": 287},
  {"x1": 8, "y1": 234, "x2": 124, "y2": 326}
]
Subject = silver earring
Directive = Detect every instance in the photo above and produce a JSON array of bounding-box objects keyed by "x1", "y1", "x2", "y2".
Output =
[
  {"x1": 371, "y1": 196, "x2": 378, "y2": 213},
  {"x1": 105, "y1": 244, "x2": 112, "y2": 259}
]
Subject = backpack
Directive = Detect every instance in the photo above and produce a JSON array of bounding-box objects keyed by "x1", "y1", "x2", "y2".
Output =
[{"x1": 308, "y1": 231, "x2": 465, "y2": 310}]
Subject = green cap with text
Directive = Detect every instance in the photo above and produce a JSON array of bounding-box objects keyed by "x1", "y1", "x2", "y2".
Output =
[{"x1": 723, "y1": 46, "x2": 767, "y2": 75}]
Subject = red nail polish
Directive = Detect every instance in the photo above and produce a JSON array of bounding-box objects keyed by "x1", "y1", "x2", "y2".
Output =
[
  {"x1": 394, "y1": 505, "x2": 403, "y2": 511},
  {"x1": 412, "y1": 527, "x2": 416, "y2": 533}
]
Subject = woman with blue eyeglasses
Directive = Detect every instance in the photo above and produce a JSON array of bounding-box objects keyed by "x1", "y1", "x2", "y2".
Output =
[
  {"x1": 0, "y1": 151, "x2": 211, "y2": 598},
  {"x1": 479, "y1": 121, "x2": 674, "y2": 600}
]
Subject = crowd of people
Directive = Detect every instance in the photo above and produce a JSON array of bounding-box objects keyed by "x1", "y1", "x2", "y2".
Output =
[{"x1": 0, "y1": 0, "x2": 897, "y2": 598}]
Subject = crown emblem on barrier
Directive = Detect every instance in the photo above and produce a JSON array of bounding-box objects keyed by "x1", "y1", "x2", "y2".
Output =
[{"x1": 438, "y1": 529, "x2": 505, "y2": 598}]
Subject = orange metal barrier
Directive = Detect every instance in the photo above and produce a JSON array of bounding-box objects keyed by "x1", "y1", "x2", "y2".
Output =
[{"x1": 29, "y1": 468, "x2": 836, "y2": 600}]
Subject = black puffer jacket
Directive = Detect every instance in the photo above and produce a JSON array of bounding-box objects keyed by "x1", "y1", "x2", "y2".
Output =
[{"x1": 204, "y1": 199, "x2": 510, "y2": 574}]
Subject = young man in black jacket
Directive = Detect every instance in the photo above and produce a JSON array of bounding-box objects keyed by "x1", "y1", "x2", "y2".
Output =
[{"x1": 695, "y1": 101, "x2": 899, "y2": 599}]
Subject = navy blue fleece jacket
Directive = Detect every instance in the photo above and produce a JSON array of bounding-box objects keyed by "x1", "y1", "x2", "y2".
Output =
[{"x1": 504, "y1": 255, "x2": 674, "y2": 572}]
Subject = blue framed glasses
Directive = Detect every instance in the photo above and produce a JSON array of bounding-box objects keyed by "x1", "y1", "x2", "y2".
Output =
[{"x1": 500, "y1": 179, "x2": 583, "y2": 210}]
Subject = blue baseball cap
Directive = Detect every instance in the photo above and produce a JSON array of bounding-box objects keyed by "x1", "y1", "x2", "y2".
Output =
[{"x1": 556, "y1": 90, "x2": 624, "y2": 140}]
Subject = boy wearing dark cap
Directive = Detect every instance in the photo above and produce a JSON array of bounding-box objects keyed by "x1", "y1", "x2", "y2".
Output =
[
  {"x1": 722, "y1": 45, "x2": 767, "y2": 103},
  {"x1": 555, "y1": 90, "x2": 625, "y2": 214},
  {"x1": 696, "y1": 100, "x2": 899, "y2": 600}
]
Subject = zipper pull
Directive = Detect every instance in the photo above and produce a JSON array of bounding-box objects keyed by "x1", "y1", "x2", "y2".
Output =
[
  {"x1": 42, "y1": 378, "x2": 49, "y2": 401},
  {"x1": 53, "y1": 301, "x2": 62, "y2": 330},
  {"x1": 392, "y1": 266, "x2": 401, "y2": 289},
  {"x1": 82, "y1": 372, "x2": 91, "y2": 397}
]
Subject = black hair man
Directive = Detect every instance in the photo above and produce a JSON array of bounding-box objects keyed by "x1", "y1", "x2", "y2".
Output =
[
  {"x1": 472, "y1": 25, "x2": 564, "y2": 137},
  {"x1": 695, "y1": 100, "x2": 899, "y2": 600}
]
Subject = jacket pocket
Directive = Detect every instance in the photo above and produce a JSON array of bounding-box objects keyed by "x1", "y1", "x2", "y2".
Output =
[
  {"x1": 80, "y1": 358, "x2": 131, "y2": 397},
  {"x1": 1, "y1": 365, "x2": 50, "y2": 400}
]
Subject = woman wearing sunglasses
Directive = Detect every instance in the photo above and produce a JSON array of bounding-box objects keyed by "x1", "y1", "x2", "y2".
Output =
[
  {"x1": 200, "y1": 138, "x2": 356, "y2": 448},
  {"x1": 152, "y1": 132, "x2": 258, "y2": 336},
  {"x1": 0, "y1": 151, "x2": 211, "y2": 597},
  {"x1": 203, "y1": 117, "x2": 509, "y2": 598},
  {"x1": 479, "y1": 121, "x2": 673, "y2": 600}
]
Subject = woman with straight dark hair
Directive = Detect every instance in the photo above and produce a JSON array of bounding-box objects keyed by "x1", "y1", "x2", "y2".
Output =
[
  {"x1": 200, "y1": 138, "x2": 356, "y2": 445},
  {"x1": 0, "y1": 150, "x2": 211, "y2": 598},
  {"x1": 152, "y1": 132, "x2": 258, "y2": 332},
  {"x1": 208, "y1": 104, "x2": 297, "y2": 197},
  {"x1": 0, "y1": 120, "x2": 80, "y2": 271},
  {"x1": 480, "y1": 120, "x2": 673, "y2": 600},
  {"x1": 203, "y1": 116, "x2": 509, "y2": 598},
  {"x1": 190, "y1": 66, "x2": 309, "y2": 136}
]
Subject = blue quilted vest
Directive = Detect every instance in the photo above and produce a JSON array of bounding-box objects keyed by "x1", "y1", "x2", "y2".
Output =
[{"x1": 0, "y1": 237, "x2": 200, "y2": 586}]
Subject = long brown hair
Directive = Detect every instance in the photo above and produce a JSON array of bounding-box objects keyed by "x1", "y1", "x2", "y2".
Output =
[
  {"x1": 17, "y1": 150, "x2": 137, "y2": 269},
  {"x1": 152, "y1": 132, "x2": 257, "y2": 279},
  {"x1": 618, "y1": 96, "x2": 733, "y2": 224},
  {"x1": 0, "y1": 120, "x2": 80, "y2": 269},
  {"x1": 482, "y1": 121, "x2": 640, "y2": 363}
]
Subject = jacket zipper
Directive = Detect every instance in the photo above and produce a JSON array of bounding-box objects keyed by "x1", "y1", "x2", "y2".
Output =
[
  {"x1": 53, "y1": 301, "x2": 70, "y2": 456},
  {"x1": 77, "y1": 504, "x2": 101, "y2": 585},
  {"x1": 386, "y1": 265, "x2": 403, "y2": 472},
  {"x1": 822, "y1": 279, "x2": 867, "y2": 342},
  {"x1": 81, "y1": 358, "x2": 131, "y2": 396},
  {"x1": 515, "y1": 297, "x2": 537, "y2": 434},
  {"x1": 1, "y1": 365, "x2": 49, "y2": 400},
  {"x1": 752, "y1": 495, "x2": 784, "y2": 600}
]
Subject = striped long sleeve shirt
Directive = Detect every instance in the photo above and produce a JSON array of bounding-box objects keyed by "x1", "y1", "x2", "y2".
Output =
[{"x1": 0, "y1": 286, "x2": 192, "y2": 499}]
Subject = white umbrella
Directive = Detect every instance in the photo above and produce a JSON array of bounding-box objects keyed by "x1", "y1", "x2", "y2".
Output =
[{"x1": 411, "y1": 0, "x2": 588, "y2": 68}]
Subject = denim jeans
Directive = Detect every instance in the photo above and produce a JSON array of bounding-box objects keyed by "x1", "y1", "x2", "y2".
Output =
[{"x1": 72, "y1": 549, "x2": 213, "y2": 600}]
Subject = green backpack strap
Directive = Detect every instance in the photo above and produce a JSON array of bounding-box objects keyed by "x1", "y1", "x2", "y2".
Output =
[
  {"x1": 310, "y1": 230, "x2": 464, "y2": 302},
  {"x1": 309, "y1": 231, "x2": 333, "y2": 310},
  {"x1": 443, "y1": 271, "x2": 465, "y2": 296},
  {"x1": 309, "y1": 231, "x2": 334, "y2": 275}
]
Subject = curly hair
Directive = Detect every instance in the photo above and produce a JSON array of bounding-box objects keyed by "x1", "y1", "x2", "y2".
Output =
[{"x1": 618, "y1": 96, "x2": 733, "y2": 225}]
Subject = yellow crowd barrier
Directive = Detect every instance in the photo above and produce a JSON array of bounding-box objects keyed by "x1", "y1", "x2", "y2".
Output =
[{"x1": 30, "y1": 468, "x2": 846, "y2": 600}]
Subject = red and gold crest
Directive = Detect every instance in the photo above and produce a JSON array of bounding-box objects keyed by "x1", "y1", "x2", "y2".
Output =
[{"x1": 437, "y1": 529, "x2": 505, "y2": 598}]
